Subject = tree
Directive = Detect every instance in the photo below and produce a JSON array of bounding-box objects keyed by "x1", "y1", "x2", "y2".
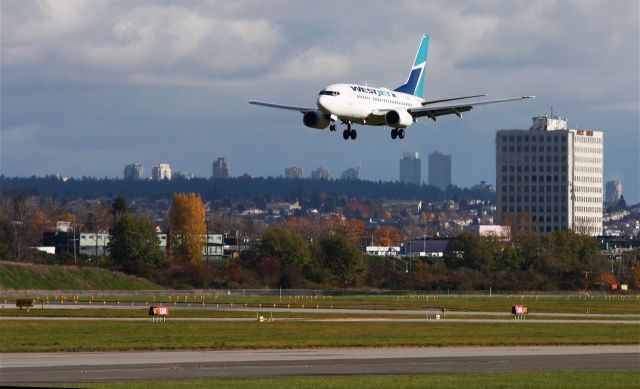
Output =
[
  {"x1": 111, "y1": 196, "x2": 129, "y2": 218},
  {"x1": 373, "y1": 226, "x2": 404, "y2": 247},
  {"x1": 315, "y1": 235, "x2": 364, "y2": 287},
  {"x1": 0, "y1": 218, "x2": 14, "y2": 260},
  {"x1": 169, "y1": 193, "x2": 206, "y2": 263},
  {"x1": 258, "y1": 228, "x2": 310, "y2": 268},
  {"x1": 108, "y1": 213, "x2": 164, "y2": 276},
  {"x1": 539, "y1": 230, "x2": 603, "y2": 289}
]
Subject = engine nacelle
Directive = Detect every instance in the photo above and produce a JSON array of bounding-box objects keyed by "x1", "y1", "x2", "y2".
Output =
[
  {"x1": 385, "y1": 109, "x2": 413, "y2": 128},
  {"x1": 303, "y1": 110, "x2": 330, "y2": 129}
]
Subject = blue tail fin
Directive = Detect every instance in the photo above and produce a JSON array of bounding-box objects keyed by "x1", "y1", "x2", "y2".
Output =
[{"x1": 394, "y1": 34, "x2": 429, "y2": 98}]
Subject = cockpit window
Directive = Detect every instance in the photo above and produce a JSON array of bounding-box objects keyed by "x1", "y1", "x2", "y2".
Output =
[{"x1": 319, "y1": 90, "x2": 340, "y2": 96}]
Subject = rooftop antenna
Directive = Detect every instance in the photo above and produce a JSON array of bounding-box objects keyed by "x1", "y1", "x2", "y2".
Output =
[{"x1": 550, "y1": 106, "x2": 554, "y2": 117}]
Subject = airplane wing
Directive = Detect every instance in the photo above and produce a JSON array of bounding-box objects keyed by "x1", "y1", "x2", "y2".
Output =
[
  {"x1": 249, "y1": 100, "x2": 316, "y2": 113},
  {"x1": 408, "y1": 96, "x2": 535, "y2": 121},
  {"x1": 421, "y1": 94, "x2": 486, "y2": 105}
]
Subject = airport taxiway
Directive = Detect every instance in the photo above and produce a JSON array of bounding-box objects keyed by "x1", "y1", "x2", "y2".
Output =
[{"x1": 1, "y1": 345, "x2": 638, "y2": 383}]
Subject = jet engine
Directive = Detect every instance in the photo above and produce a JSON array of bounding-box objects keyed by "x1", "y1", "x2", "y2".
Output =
[
  {"x1": 384, "y1": 109, "x2": 413, "y2": 128},
  {"x1": 303, "y1": 110, "x2": 330, "y2": 129}
]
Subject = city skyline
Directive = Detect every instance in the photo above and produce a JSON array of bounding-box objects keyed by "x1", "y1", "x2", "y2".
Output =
[{"x1": 1, "y1": 1, "x2": 638, "y2": 202}]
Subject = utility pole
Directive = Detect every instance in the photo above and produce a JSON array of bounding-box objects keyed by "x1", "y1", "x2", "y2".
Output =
[
  {"x1": 72, "y1": 216, "x2": 77, "y2": 265},
  {"x1": 206, "y1": 220, "x2": 209, "y2": 266},
  {"x1": 95, "y1": 228, "x2": 98, "y2": 268}
]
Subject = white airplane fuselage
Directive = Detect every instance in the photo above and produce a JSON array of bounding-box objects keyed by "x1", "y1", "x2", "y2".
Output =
[
  {"x1": 250, "y1": 34, "x2": 533, "y2": 141},
  {"x1": 317, "y1": 83, "x2": 423, "y2": 127}
]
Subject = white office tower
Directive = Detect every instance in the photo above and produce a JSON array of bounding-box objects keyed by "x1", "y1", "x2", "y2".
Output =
[
  {"x1": 311, "y1": 167, "x2": 330, "y2": 180},
  {"x1": 285, "y1": 165, "x2": 303, "y2": 179},
  {"x1": 152, "y1": 163, "x2": 172, "y2": 181},
  {"x1": 428, "y1": 151, "x2": 451, "y2": 190},
  {"x1": 123, "y1": 163, "x2": 144, "y2": 180},
  {"x1": 400, "y1": 151, "x2": 421, "y2": 185},
  {"x1": 605, "y1": 180, "x2": 622, "y2": 205},
  {"x1": 496, "y1": 115, "x2": 603, "y2": 235},
  {"x1": 341, "y1": 167, "x2": 361, "y2": 180},
  {"x1": 212, "y1": 158, "x2": 230, "y2": 178}
]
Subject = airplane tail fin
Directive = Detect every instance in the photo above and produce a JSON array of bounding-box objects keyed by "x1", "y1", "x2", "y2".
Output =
[{"x1": 393, "y1": 34, "x2": 429, "y2": 98}]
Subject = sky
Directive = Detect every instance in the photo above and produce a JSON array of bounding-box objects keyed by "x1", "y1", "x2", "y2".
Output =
[{"x1": 1, "y1": 0, "x2": 639, "y2": 202}]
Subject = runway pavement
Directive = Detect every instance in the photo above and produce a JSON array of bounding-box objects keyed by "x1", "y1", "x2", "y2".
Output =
[
  {"x1": 1, "y1": 345, "x2": 638, "y2": 383},
  {"x1": 7, "y1": 303, "x2": 640, "y2": 319},
  {"x1": 1, "y1": 316, "x2": 639, "y2": 324}
]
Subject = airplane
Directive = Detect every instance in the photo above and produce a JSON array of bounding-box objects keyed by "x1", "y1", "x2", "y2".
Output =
[{"x1": 250, "y1": 34, "x2": 534, "y2": 140}]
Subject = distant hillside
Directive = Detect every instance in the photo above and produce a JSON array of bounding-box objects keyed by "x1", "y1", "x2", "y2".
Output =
[{"x1": 0, "y1": 261, "x2": 161, "y2": 290}]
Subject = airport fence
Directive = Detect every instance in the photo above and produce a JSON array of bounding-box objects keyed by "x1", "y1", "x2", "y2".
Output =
[{"x1": 0, "y1": 288, "x2": 636, "y2": 300}]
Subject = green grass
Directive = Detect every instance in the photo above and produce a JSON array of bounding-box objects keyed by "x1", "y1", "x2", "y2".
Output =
[
  {"x1": 2, "y1": 293, "x2": 637, "y2": 315},
  {"x1": 0, "y1": 307, "x2": 635, "y2": 321},
  {"x1": 0, "y1": 261, "x2": 161, "y2": 290},
  {"x1": 1, "y1": 320, "x2": 637, "y2": 352},
  {"x1": 49, "y1": 371, "x2": 640, "y2": 389}
]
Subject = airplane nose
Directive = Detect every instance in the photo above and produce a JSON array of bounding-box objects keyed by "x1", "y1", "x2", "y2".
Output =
[{"x1": 317, "y1": 95, "x2": 330, "y2": 113}]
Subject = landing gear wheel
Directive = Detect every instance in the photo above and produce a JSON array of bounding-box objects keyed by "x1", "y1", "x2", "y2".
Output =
[
  {"x1": 398, "y1": 129, "x2": 405, "y2": 139},
  {"x1": 343, "y1": 129, "x2": 350, "y2": 140},
  {"x1": 330, "y1": 123, "x2": 336, "y2": 131},
  {"x1": 350, "y1": 129, "x2": 357, "y2": 140},
  {"x1": 391, "y1": 128, "x2": 398, "y2": 139}
]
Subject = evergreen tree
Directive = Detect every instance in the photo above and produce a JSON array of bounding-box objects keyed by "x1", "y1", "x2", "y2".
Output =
[{"x1": 108, "y1": 213, "x2": 164, "y2": 276}]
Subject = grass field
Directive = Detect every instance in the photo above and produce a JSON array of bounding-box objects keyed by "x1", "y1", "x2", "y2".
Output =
[
  {"x1": 1, "y1": 307, "x2": 636, "y2": 321},
  {"x1": 1, "y1": 290, "x2": 637, "y2": 314},
  {"x1": 3, "y1": 293, "x2": 637, "y2": 315},
  {"x1": 48, "y1": 371, "x2": 640, "y2": 389},
  {"x1": 0, "y1": 261, "x2": 161, "y2": 290},
  {"x1": 1, "y1": 319, "x2": 637, "y2": 352}
]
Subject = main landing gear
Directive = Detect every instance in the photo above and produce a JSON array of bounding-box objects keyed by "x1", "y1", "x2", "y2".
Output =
[
  {"x1": 342, "y1": 122, "x2": 357, "y2": 140},
  {"x1": 390, "y1": 128, "x2": 405, "y2": 140}
]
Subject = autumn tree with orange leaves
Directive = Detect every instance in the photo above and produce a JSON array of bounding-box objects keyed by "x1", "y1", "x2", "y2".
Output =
[
  {"x1": 373, "y1": 226, "x2": 404, "y2": 247},
  {"x1": 169, "y1": 193, "x2": 206, "y2": 263}
]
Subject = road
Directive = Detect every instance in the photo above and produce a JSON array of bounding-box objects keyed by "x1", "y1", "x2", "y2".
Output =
[{"x1": 1, "y1": 346, "x2": 638, "y2": 383}]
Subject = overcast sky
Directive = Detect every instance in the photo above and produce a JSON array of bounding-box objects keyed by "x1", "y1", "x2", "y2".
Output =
[{"x1": 1, "y1": 0, "x2": 639, "y2": 202}]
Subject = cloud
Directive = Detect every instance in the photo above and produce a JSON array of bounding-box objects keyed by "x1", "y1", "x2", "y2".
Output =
[
  {"x1": 2, "y1": 1, "x2": 286, "y2": 85},
  {"x1": 1, "y1": 0, "x2": 638, "y2": 201}
]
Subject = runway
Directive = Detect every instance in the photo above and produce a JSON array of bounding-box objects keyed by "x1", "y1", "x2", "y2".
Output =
[
  {"x1": 1, "y1": 316, "x2": 638, "y2": 324},
  {"x1": 1, "y1": 346, "x2": 638, "y2": 383},
  {"x1": 17, "y1": 303, "x2": 640, "y2": 319}
]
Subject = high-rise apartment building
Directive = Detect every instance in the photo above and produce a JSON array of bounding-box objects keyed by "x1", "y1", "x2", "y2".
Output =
[
  {"x1": 428, "y1": 151, "x2": 451, "y2": 190},
  {"x1": 400, "y1": 152, "x2": 421, "y2": 185},
  {"x1": 311, "y1": 167, "x2": 330, "y2": 180},
  {"x1": 123, "y1": 163, "x2": 144, "y2": 180},
  {"x1": 605, "y1": 180, "x2": 622, "y2": 205},
  {"x1": 152, "y1": 163, "x2": 172, "y2": 181},
  {"x1": 212, "y1": 158, "x2": 229, "y2": 178},
  {"x1": 341, "y1": 167, "x2": 361, "y2": 180},
  {"x1": 285, "y1": 165, "x2": 303, "y2": 179},
  {"x1": 496, "y1": 115, "x2": 603, "y2": 235}
]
